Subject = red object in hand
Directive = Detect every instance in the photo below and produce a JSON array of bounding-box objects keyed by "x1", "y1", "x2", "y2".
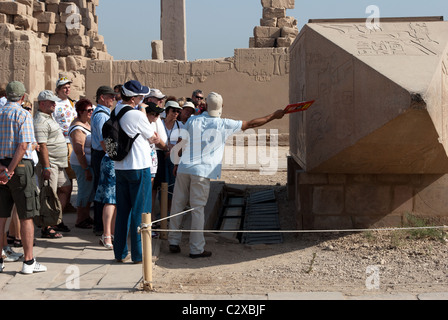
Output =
[{"x1": 284, "y1": 100, "x2": 315, "y2": 114}]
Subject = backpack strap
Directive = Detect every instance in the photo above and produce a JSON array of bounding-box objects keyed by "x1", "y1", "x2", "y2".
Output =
[
  {"x1": 113, "y1": 105, "x2": 140, "y2": 140},
  {"x1": 113, "y1": 105, "x2": 134, "y2": 120}
]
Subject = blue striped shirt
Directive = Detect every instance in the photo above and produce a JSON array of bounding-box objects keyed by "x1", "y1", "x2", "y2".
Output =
[{"x1": 0, "y1": 101, "x2": 35, "y2": 160}]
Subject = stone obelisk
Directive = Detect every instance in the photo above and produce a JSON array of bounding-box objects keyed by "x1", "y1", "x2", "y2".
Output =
[{"x1": 160, "y1": 0, "x2": 187, "y2": 60}]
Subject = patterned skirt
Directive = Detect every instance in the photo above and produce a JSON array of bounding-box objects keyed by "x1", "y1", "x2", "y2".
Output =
[{"x1": 94, "y1": 155, "x2": 116, "y2": 205}]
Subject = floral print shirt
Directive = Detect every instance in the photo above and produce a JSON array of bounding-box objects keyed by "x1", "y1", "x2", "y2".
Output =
[{"x1": 54, "y1": 99, "x2": 77, "y2": 143}]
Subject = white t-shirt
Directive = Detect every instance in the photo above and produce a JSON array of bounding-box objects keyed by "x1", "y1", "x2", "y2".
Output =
[
  {"x1": 113, "y1": 103, "x2": 155, "y2": 171},
  {"x1": 152, "y1": 117, "x2": 168, "y2": 150}
]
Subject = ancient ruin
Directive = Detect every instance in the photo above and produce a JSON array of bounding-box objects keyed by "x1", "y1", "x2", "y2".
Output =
[
  {"x1": 0, "y1": 0, "x2": 112, "y2": 99},
  {"x1": 0, "y1": 0, "x2": 298, "y2": 134},
  {"x1": 3, "y1": 1, "x2": 448, "y2": 229},
  {"x1": 288, "y1": 17, "x2": 448, "y2": 229}
]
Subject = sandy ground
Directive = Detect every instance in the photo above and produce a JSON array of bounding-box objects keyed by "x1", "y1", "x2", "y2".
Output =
[{"x1": 151, "y1": 170, "x2": 448, "y2": 296}]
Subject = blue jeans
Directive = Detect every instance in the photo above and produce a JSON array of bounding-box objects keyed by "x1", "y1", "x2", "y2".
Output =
[{"x1": 114, "y1": 168, "x2": 152, "y2": 262}]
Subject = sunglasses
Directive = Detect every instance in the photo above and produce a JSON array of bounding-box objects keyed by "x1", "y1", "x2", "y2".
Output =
[
  {"x1": 148, "y1": 112, "x2": 160, "y2": 117},
  {"x1": 195, "y1": 96, "x2": 204, "y2": 100},
  {"x1": 83, "y1": 108, "x2": 94, "y2": 113}
]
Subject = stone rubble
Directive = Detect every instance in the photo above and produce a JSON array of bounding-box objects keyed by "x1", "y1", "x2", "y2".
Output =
[{"x1": 250, "y1": 0, "x2": 299, "y2": 48}]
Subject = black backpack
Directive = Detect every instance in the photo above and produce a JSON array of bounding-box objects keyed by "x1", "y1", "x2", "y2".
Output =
[{"x1": 102, "y1": 105, "x2": 140, "y2": 161}]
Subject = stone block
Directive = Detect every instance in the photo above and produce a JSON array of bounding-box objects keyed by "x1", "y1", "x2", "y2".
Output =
[
  {"x1": 35, "y1": 11, "x2": 56, "y2": 23},
  {"x1": 392, "y1": 185, "x2": 414, "y2": 214},
  {"x1": 298, "y1": 172, "x2": 328, "y2": 185},
  {"x1": 278, "y1": 16, "x2": 297, "y2": 28},
  {"x1": 151, "y1": 40, "x2": 163, "y2": 60},
  {"x1": 0, "y1": 1, "x2": 27, "y2": 15},
  {"x1": 346, "y1": 185, "x2": 391, "y2": 216},
  {"x1": 260, "y1": 18, "x2": 277, "y2": 27},
  {"x1": 38, "y1": 22, "x2": 56, "y2": 34},
  {"x1": 281, "y1": 26, "x2": 298, "y2": 37},
  {"x1": 49, "y1": 33, "x2": 67, "y2": 45},
  {"x1": 312, "y1": 185, "x2": 344, "y2": 215},
  {"x1": 255, "y1": 37, "x2": 276, "y2": 48},
  {"x1": 263, "y1": 7, "x2": 285, "y2": 19},
  {"x1": 261, "y1": 0, "x2": 294, "y2": 9},
  {"x1": 277, "y1": 36, "x2": 294, "y2": 47},
  {"x1": 33, "y1": 2, "x2": 45, "y2": 13},
  {"x1": 289, "y1": 18, "x2": 448, "y2": 174},
  {"x1": 13, "y1": 14, "x2": 38, "y2": 31},
  {"x1": 254, "y1": 26, "x2": 281, "y2": 39}
]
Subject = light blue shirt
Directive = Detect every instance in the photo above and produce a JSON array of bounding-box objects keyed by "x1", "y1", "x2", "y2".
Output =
[
  {"x1": 91, "y1": 104, "x2": 111, "y2": 151},
  {"x1": 178, "y1": 112, "x2": 242, "y2": 179}
]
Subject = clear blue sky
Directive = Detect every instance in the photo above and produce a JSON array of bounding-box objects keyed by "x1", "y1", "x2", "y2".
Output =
[{"x1": 97, "y1": 0, "x2": 448, "y2": 61}]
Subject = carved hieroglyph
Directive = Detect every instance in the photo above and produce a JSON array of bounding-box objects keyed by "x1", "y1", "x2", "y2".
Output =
[
  {"x1": 86, "y1": 48, "x2": 290, "y2": 98},
  {"x1": 290, "y1": 18, "x2": 448, "y2": 174}
]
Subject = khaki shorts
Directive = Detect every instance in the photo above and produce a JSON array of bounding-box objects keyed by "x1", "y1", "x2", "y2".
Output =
[
  {"x1": 0, "y1": 159, "x2": 40, "y2": 220},
  {"x1": 36, "y1": 163, "x2": 71, "y2": 192}
]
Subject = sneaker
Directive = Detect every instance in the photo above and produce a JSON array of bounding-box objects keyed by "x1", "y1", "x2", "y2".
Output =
[
  {"x1": 189, "y1": 251, "x2": 212, "y2": 259},
  {"x1": 3, "y1": 246, "x2": 23, "y2": 259},
  {"x1": 0, "y1": 261, "x2": 4, "y2": 273},
  {"x1": 21, "y1": 259, "x2": 47, "y2": 274},
  {"x1": 1, "y1": 248, "x2": 20, "y2": 262}
]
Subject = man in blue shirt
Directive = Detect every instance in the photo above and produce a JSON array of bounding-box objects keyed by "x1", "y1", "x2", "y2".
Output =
[
  {"x1": 168, "y1": 92, "x2": 286, "y2": 258},
  {"x1": 91, "y1": 86, "x2": 116, "y2": 235}
]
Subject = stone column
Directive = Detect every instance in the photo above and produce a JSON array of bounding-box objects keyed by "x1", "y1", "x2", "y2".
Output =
[{"x1": 160, "y1": 0, "x2": 187, "y2": 60}]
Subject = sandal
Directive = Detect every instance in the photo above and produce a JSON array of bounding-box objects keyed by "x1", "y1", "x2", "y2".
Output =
[
  {"x1": 99, "y1": 235, "x2": 113, "y2": 250},
  {"x1": 75, "y1": 218, "x2": 93, "y2": 229},
  {"x1": 53, "y1": 221, "x2": 71, "y2": 232},
  {"x1": 41, "y1": 227, "x2": 63, "y2": 239},
  {"x1": 7, "y1": 232, "x2": 22, "y2": 247}
]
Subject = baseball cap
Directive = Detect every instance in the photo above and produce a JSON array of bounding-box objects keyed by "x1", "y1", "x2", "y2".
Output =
[
  {"x1": 148, "y1": 88, "x2": 166, "y2": 99},
  {"x1": 96, "y1": 86, "x2": 115, "y2": 97},
  {"x1": 6, "y1": 81, "x2": 26, "y2": 102},
  {"x1": 122, "y1": 80, "x2": 150, "y2": 97},
  {"x1": 182, "y1": 101, "x2": 195, "y2": 110},
  {"x1": 38, "y1": 90, "x2": 59, "y2": 102},
  {"x1": 207, "y1": 92, "x2": 223, "y2": 117},
  {"x1": 145, "y1": 102, "x2": 165, "y2": 114},
  {"x1": 56, "y1": 77, "x2": 72, "y2": 87},
  {"x1": 165, "y1": 101, "x2": 182, "y2": 110}
]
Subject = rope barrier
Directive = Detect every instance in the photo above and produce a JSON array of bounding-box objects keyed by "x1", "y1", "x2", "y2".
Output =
[
  {"x1": 152, "y1": 225, "x2": 447, "y2": 234},
  {"x1": 142, "y1": 200, "x2": 447, "y2": 235}
]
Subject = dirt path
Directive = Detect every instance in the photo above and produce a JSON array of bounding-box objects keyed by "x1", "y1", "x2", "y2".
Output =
[{"x1": 152, "y1": 170, "x2": 448, "y2": 296}]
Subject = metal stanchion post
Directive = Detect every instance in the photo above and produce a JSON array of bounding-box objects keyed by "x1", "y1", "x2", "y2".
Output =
[
  {"x1": 141, "y1": 213, "x2": 153, "y2": 291},
  {"x1": 160, "y1": 182, "x2": 168, "y2": 240}
]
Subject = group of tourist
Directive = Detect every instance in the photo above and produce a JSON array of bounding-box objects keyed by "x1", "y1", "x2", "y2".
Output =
[{"x1": 0, "y1": 77, "x2": 286, "y2": 274}]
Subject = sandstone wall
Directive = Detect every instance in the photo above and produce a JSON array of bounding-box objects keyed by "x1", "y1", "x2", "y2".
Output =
[{"x1": 86, "y1": 48, "x2": 291, "y2": 134}]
